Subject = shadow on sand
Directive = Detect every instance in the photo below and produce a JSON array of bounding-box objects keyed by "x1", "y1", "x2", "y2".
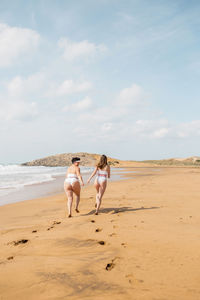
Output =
[{"x1": 82, "y1": 206, "x2": 160, "y2": 216}]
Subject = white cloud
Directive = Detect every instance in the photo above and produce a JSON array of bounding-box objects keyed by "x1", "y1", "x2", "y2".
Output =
[
  {"x1": 6, "y1": 73, "x2": 92, "y2": 102},
  {"x1": 7, "y1": 76, "x2": 23, "y2": 96},
  {"x1": 117, "y1": 84, "x2": 146, "y2": 107},
  {"x1": 133, "y1": 119, "x2": 200, "y2": 140},
  {"x1": 1, "y1": 73, "x2": 94, "y2": 123},
  {"x1": 63, "y1": 96, "x2": 93, "y2": 112},
  {"x1": 133, "y1": 119, "x2": 170, "y2": 138},
  {"x1": 60, "y1": 83, "x2": 175, "y2": 143},
  {"x1": 151, "y1": 128, "x2": 169, "y2": 138},
  {"x1": 76, "y1": 83, "x2": 148, "y2": 125},
  {"x1": 58, "y1": 38, "x2": 107, "y2": 61},
  {"x1": 0, "y1": 72, "x2": 46, "y2": 122},
  {"x1": 5, "y1": 73, "x2": 47, "y2": 99},
  {"x1": 0, "y1": 23, "x2": 40, "y2": 67},
  {"x1": 176, "y1": 120, "x2": 200, "y2": 138},
  {"x1": 3, "y1": 73, "x2": 200, "y2": 150},
  {"x1": 0, "y1": 97, "x2": 38, "y2": 121},
  {"x1": 56, "y1": 80, "x2": 92, "y2": 96},
  {"x1": 101, "y1": 122, "x2": 113, "y2": 131},
  {"x1": 72, "y1": 96, "x2": 92, "y2": 110}
]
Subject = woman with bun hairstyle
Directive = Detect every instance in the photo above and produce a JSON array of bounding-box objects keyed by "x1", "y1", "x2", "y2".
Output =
[
  {"x1": 64, "y1": 157, "x2": 84, "y2": 218},
  {"x1": 87, "y1": 154, "x2": 110, "y2": 215}
]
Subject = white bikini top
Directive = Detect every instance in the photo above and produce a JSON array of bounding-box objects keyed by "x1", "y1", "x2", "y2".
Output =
[
  {"x1": 67, "y1": 173, "x2": 78, "y2": 179},
  {"x1": 97, "y1": 169, "x2": 108, "y2": 177}
]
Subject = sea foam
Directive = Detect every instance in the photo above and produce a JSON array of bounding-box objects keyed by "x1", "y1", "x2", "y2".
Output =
[{"x1": 0, "y1": 164, "x2": 92, "y2": 197}]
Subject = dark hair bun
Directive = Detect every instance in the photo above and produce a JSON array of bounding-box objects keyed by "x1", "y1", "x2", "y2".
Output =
[{"x1": 72, "y1": 157, "x2": 80, "y2": 164}]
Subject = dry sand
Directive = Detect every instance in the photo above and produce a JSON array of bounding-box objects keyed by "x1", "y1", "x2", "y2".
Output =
[{"x1": 0, "y1": 167, "x2": 200, "y2": 300}]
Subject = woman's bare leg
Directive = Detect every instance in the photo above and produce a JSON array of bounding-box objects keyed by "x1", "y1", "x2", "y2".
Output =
[
  {"x1": 94, "y1": 179, "x2": 100, "y2": 209},
  {"x1": 72, "y1": 182, "x2": 81, "y2": 213},
  {"x1": 67, "y1": 190, "x2": 73, "y2": 217},
  {"x1": 95, "y1": 181, "x2": 107, "y2": 214},
  {"x1": 75, "y1": 195, "x2": 80, "y2": 212},
  {"x1": 64, "y1": 183, "x2": 73, "y2": 217}
]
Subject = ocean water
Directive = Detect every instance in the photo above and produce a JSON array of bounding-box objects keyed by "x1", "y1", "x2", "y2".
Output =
[
  {"x1": 0, "y1": 164, "x2": 92, "y2": 198},
  {"x1": 0, "y1": 165, "x2": 132, "y2": 207}
]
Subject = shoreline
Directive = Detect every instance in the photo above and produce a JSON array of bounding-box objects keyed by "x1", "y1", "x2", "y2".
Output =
[
  {"x1": 0, "y1": 167, "x2": 147, "y2": 207},
  {"x1": 0, "y1": 166, "x2": 200, "y2": 299}
]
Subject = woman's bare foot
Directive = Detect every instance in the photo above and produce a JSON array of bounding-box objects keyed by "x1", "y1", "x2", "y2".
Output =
[
  {"x1": 75, "y1": 208, "x2": 80, "y2": 213},
  {"x1": 68, "y1": 214, "x2": 72, "y2": 218}
]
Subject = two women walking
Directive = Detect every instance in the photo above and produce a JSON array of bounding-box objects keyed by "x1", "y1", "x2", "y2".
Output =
[{"x1": 64, "y1": 155, "x2": 110, "y2": 217}]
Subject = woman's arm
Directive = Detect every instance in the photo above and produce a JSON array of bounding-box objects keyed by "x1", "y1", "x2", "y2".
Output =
[
  {"x1": 76, "y1": 167, "x2": 84, "y2": 186},
  {"x1": 87, "y1": 167, "x2": 98, "y2": 184},
  {"x1": 107, "y1": 165, "x2": 111, "y2": 178}
]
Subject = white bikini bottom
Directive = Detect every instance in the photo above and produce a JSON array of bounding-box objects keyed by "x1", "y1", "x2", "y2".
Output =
[
  {"x1": 65, "y1": 176, "x2": 79, "y2": 185},
  {"x1": 96, "y1": 176, "x2": 107, "y2": 184}
]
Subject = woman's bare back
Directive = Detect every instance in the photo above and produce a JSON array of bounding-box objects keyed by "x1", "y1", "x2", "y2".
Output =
[{"x1": 67, "y1": 165, "x2": 78, "y2": 176}]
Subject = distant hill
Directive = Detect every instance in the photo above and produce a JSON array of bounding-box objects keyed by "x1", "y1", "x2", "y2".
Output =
[
  {"x1": 142, "y1": 156, "x2": 200, "y2": 166},
  {"x1": 22, "y1": 153, "x2": 200, "y2": 168},
  {"x1": 22, "y1": 152, "x2": 123, "y2": 167}
]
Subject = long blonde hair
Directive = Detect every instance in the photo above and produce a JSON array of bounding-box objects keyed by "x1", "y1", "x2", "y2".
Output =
[{"x1": 97, "y1": 154, "x2": 108, "y2": 169}]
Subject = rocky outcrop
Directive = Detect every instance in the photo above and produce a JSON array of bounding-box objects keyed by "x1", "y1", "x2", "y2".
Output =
[
  {"x1": 21, "y1": 153, "x2": 200, "y2": 168},
  {"x1": 21, "y1": 152, "x2": 120, "y2": 167}
]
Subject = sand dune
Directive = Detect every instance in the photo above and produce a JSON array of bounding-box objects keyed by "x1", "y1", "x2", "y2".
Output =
[{"x1": 0, "y1": 167, "x2": 200, "y2": 299}]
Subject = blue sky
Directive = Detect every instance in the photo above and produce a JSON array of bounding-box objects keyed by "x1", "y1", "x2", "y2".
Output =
[{"x1": 0, "y1": 0, "x2": 200, "y2": 163}]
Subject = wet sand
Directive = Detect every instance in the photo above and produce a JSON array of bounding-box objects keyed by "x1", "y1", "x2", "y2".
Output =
[{"x1": 0, "y1": 167, "x2": 200, "y2": 300}]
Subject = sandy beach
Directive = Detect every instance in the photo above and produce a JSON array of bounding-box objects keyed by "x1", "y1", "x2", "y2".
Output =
[{"x1": 0, "y1": 167, "x2": 200, "y2": 300}]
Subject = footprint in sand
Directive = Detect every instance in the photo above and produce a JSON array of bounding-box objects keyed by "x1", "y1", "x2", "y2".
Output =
[
  {"x1": 121, "y1": 242, "x2": 127, "y2": 248},
  {"x1": 98, "y1": 240, "x2": 105, "y2": 245},
  {"x1": 47, "y1": 226, "x2": 54, "y2": 231},
  {"x1": 32, "y1": 230, "x2": 37, "y2": 233},
  {"x1": 125, "y1": 274, "x2": 133, "y2": 284},
  {"x1": 9, "y1": 239, "x2": 29, "y2": 246},
  {"x1": 91, "y1": 220, "x2": 95, "y2": 223},
  {"x1": 109, "y1": 233, "x2": 116, "y2": 237},
  {"x1": 7, "y1": 256, "x2": 14, "y2": 260},
  {"x1": 47, "y1": 221, "x2": 61, "y2": 230},
  {"x1": 136, "y1": 265, "x2": 141, "y2": 269},
  {"x1": 53, "y1": 221, "x2": 61, "y2": 225},
  {"x1": 105, "y1": 257, "x2": 119, "y2": 271},
  {"x1": 106, "y1": 262, "x2": 115, "y2": 271},
  {"x1": 125, "y1": 274, "x2": 144, "y2": 285},
  {"x1": 95, "y1": 228, "x2": 102, "y2": 232}
]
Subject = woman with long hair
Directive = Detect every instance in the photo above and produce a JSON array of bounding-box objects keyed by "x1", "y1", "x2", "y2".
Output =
[
  {"x1": 64, "y1": 157, "x2": 84, "y2": 218},
  {"x1": 87, "y1": 154, "x2": 110, "y2": 215}
]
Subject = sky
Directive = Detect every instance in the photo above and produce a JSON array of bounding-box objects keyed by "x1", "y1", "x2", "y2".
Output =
[{"x1": 0, "y1": 0, "x2": 200, "y2": 163}]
